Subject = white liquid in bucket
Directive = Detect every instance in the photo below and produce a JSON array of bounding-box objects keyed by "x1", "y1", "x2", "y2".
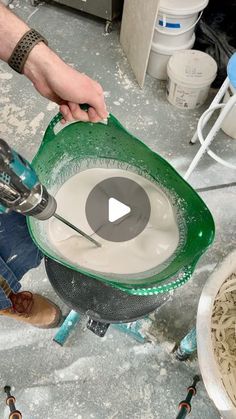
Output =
[{"x1": 49, "y1": 168, "x2": 179, "y2": 276}]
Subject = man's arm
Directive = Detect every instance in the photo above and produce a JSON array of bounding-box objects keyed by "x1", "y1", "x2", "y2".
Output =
[
  {"x1": 0, "y1": 3, "x2": 108, "y2": 123},
  {"x1": 0, "y1": 3, "x2": 29, "y2": 62}
]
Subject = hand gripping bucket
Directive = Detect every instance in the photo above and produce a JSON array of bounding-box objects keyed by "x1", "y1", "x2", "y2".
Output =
[{"x1": 27, "y1": 112, "x2": 215, "y2": 295}]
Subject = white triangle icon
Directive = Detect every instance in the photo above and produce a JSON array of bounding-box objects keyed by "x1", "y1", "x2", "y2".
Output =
[{"x1": 108, "y1": 197, "x2": 131, "y2": 223}]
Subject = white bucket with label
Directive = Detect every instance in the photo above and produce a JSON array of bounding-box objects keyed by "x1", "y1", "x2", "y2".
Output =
[
  {"x1": 157, "y1": 11, "x2": 198, "y2": 32},
  {"x1": 157, "y1": 0, "x2": 209, "y2": 31},
  {"x1": 167, "y1": 50, "x2": 217, "y2": 109},
  {"x1": 155, "y1": 0, "x2": 208, "y2": 47},
  {"x1": 147, "y1": 34, "x2": 195, "y2": 81},
  {"x1": 221, "y1": 84, "x2": 236, "y2": 140}
]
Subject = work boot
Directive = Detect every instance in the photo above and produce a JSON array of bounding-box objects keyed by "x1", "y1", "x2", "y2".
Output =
[{"x1": 0, "y1": 291, "x2": 61, "y2": 328}]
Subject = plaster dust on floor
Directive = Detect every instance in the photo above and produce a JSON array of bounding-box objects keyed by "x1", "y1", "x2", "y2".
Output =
[
  {"x1": 49, "y1": 168, "x2": 179, "y2": 275},
  {"x1": 1, "y1": 0, "x2": 236, "y2": 418}
]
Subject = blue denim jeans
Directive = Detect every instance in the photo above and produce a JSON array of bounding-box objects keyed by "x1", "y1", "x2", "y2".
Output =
[{"x1": 0, "y1": 212, "x2": 43, "y2": 309}]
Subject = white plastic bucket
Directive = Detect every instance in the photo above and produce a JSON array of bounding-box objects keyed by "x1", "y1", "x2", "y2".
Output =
[
  {"x1": 147, "y1": 34, "x2": 195, "y2": 81},
  {"x1": 221, "y1": 84, "x2": 236, "y2": 140},
  {"x1": 155, "y1": 0, "x2": 208, "y2": 48},
  {"x1": 156, "y1": 12, "x2": 198, "y2": 32},
  {"x1": 153, "y1": 22, "x2": 198, "y2": 47},
  {"x1": 167, "y1": 50, "x2": 217, "y2": 109},
  {"x1": 157, "y1": 0, "x2": 209, "y2": 31}
]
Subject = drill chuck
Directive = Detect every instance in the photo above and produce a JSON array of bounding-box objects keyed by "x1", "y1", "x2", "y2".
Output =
[
  {"x1": 34, "y1": 187, "x2": 57, "y2": 220},
  {"x1": 0, "y1": 138, "x2": 57, "y2": 219},
  {"x1": 22, "y1": 184, "x2": 57, "y2": 220}
]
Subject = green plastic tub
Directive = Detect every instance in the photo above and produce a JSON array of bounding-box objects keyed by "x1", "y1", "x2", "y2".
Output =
[{"x1": 27, "y1": 112, "x2": 215, "y2": 295}]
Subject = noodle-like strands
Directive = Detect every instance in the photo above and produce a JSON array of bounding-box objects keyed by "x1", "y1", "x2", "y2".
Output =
[{"x1": 211, "y1": 274, "x2": 236, "y2": 406}]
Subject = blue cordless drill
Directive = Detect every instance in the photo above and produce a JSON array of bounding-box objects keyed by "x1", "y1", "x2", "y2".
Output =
[
  {"x1": 0, "y1": 138, "x2": 56, "y2": 219},
  {"x1": 0, "y1": 139, "x2": 100, "y2": 246}
]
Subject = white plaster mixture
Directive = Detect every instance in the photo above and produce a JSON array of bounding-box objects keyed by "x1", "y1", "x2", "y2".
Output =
[{"x1": 49, "y1": 168, "x2": 179, "y2": 276}]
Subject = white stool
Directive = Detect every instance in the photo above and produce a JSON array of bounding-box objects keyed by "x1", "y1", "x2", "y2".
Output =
[{"x1": 184, "y1": 53, "x2": 236, "y2": 181}]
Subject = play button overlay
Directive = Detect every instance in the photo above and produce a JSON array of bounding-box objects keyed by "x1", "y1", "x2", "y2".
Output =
[
  {"x1": 85, "y1": 177, "x2": 151, "y2": 242},
  {"x1": 108, "y1": 198, "x2": 131, "y2": 222}
]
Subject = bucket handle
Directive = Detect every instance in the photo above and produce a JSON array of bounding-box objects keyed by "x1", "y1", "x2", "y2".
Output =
[
  {"x1": 43, "y1": 112, "x2": 63, "y2": 143},
  {"x1": 43, "y1": 104, "x2": 90, "y2": 143},
  {"x1": 158, "y1": 11, "x2": 203, "y2": 35}
]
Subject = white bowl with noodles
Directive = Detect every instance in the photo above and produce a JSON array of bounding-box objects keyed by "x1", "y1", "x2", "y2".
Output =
[{"x1": 197, "y1": 249, "x2": 236, "y2": 419}]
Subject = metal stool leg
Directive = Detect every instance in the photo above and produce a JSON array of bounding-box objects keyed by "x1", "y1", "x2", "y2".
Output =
[
  {"x1": 176, "y1": 327, "x2": 197, "y2": 361},
  {"x1": 185, "y1": 93, "x2": 236, "y2": 180},
  {"x1": 190, "y1": 78, "x2": 230, "y2": 145}
]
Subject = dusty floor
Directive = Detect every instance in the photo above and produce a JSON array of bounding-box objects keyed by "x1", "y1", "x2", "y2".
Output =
[{"x1": 1, "y1": 1, "x2": 236, "y2": 418}]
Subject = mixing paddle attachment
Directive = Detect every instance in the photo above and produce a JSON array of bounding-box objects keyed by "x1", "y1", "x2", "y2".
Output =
[{"x1": 54, "y1": 213, "x2": 101, "y2": 247}]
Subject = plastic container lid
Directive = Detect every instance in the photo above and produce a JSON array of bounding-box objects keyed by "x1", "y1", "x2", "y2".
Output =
[
  {"x1": 151, "y1": 33, "x2": 195, "y2": 55},
  {"x1": 159, "y1": 0, "x2": 209, "y2": 15},
  {"x1": 167, "y1": 50, "x2": 217, "y2": 86}
]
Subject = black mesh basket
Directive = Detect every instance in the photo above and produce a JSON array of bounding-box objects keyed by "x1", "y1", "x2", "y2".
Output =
[{"x1": 45, "y1": 257, "x2": 169, "y2": 323}]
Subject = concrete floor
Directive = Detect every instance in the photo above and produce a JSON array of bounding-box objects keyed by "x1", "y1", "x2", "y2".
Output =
[{"x1": 1, "y1": 1, "x2": 236, "y2": 418}]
